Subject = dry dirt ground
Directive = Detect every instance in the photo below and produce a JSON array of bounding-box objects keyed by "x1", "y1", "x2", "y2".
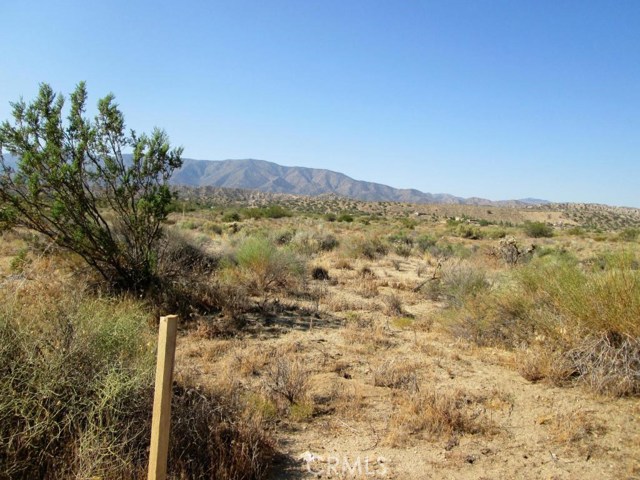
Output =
[{"x1": 177, "y1": 252, "x2": 640, "y2": 480}]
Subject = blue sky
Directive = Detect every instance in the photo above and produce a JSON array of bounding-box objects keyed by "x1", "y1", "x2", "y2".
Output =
[{"x1": 1, "y1": 1, "x2": 638, "y2": 206}]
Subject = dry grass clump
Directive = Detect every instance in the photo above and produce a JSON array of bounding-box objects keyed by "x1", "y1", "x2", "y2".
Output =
[
  {"x1": 356, "y1": 277, "x2": 379, "y2": 298},
  {"x1": 0, "y1": 279, "x2": 274, "y2": 479},
  {"x1": 422, "y1": 260, "x2": 490, "y2": 307},
  {"x1": 545, "y1": 409, "x2": 607, "y2": 456},
  {"x1": 342, "y1": 314, "x2": 395, "y2": 351},
  {"x1": 387, "y1": 388, "x2": 499, "y2": 446},
  {"x1": 446, "y1": 252, "x2": 640, "y2": 396},
  {"x1": 264, "y1": 352, "x2": 311, "y2": 408},
  {"x1": 372, "y1": 358, "x2": 419, "y2": 392},
  {"x1": 383, "y1": 293, "x2": 406, "y2": 316}
]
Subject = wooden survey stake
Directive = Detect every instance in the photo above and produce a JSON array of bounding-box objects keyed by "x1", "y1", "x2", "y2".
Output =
[{"x1": 148, "y1": 315, "x2": 178, "y2": 480}]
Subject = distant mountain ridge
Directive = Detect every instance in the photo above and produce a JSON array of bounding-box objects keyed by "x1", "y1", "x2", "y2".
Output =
[
  {"x1": 1, "y1": 153, "x2": 549, "y2": 206},
  {"x1": 171, "y1": 158, "x2": 549, "y2": 206}
]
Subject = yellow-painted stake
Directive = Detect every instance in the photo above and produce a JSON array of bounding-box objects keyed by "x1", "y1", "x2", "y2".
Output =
[{"x1": 148, "y1": 315, "x2": 178, "y2": 480}]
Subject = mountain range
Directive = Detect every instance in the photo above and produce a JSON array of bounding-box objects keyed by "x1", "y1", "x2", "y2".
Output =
[
  {"x1": 1, "y1": 154, "x2": 549, "y2": 206},
  {"x1": 171, "y1": 158, "x2": 549, "y2": 206}
]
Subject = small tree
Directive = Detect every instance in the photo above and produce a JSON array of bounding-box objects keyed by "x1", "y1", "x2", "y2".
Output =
[{"x1": 0, "y1": 82, "x2": 183, "y2": 289}]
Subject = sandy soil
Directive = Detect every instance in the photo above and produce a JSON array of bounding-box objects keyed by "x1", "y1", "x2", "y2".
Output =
[{"x1": 177, "y1": 253, "x2": 640, "y2": 480}]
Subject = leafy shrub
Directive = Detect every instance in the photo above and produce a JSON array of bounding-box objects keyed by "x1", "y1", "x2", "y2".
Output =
[
  {"x1": 523, "y1": 221, "x2": 553, "y2": 238},
  {"x1": 0, "y1": 82, "x2": 182, "y2": 290}
]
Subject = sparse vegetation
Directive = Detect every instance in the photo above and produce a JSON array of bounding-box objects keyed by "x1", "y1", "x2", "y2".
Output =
[{"x1": 1, "y1": 184, "x2": 639, "y2": 478}]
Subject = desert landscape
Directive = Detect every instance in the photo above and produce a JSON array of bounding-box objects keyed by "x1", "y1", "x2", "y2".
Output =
[
  {"x1": 2, "y1": 185, "x2": 638, "y2": 479},
  {"x1": 2, "y1": 2, "x2": 639, "y2": 478}
]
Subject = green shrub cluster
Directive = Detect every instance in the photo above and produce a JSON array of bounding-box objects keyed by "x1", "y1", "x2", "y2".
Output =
[{"x1": 523, "y1": 221, "x2": 554, "y2": 238}]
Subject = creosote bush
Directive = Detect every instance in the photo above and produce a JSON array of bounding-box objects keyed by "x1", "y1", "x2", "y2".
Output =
[{"x1": 0, "y1": 82, "x2": 183, "y2": 290}]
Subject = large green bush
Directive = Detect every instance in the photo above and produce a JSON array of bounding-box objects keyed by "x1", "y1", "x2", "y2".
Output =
[{"x1": 0, "y1": 82, "x2": 182, "y2": 290}]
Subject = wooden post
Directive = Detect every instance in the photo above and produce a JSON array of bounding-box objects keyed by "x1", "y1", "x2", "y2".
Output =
[{"x1": 148, "y1": 315, "x2": 178, "y2": 480}]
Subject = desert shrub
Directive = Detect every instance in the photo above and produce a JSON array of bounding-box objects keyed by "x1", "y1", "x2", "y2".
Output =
[
  {"x1": 423, "y1": 261, "x2": 489, "y2": 307},
  {"x1": 272, "y1": 228, "x2": 296, "y2": 245},
  {"x1": 222, "y1": 211, "x2": 241, "y2": 222},
  {"x1": 311, "y1": 266, "x2": 330, "y2": 281},
  {"x1": 0, "y1": 283, "x2": 274, "y2": 479},
  {"x1": 243, "y1": 205, "x2": 291, "y2": 219},
  {"x1": 318, "y1": 233, "x2": 339, "y2": 251},
  {"x1": 151, "y1": 230, "x2": 221, "y2": 317},
  {"x1": 566, "y1": 226, "x2": 585, "y2": 236},
  {"x1": 337, "y1": 213, "x2": 354, "y2": 222},
  {"x1": 416, "y1": 234, "x2": 437, "y2": 253},
  {"x1": 400, "y1": 217, "x2": 418, "y2": 229},
  {"x1": 349, "y1": 237, "x2": 388, "y2": 260},
  {"x1": 485, "y1": 227, "x2": 507, "y2": 239},
  {"x1": 456, "y1": 225, "x2": 484, "y2": 240},
  {"x1": 523, "y1": 221, "x2": 553, "y2": 238},
  {"x1": 425, "y1": 240, "x2": 470, "y2": 260},
  {"x1": 324, "y1": 212, "x2": 337, "y2": 222},
  {"x1": 388, "y1": 232, "x2": 414, "y2": 257},
  {"x1": 203, "y1": 221, "x2": 223, "y2": 235},
  {"x1": 446, "y1": 254, "x2": 640, "y2": 395},
  {"x1": 179, "y1": 219, "x2": 199, "y2": 230},
  {"x1": 619, "y1": 227, "x2": 639, "y2": 242},
  {"x1": 289, "y1": 230, "x2": 318, "y2": 255},
  {"x1": 231, "y1": 236, "x2": 304, "y2": 306}
]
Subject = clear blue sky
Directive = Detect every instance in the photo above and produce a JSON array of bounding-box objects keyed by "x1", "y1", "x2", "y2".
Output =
[{"x1": 1, "y1": 1, "x2": 638, "y2": 206}]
